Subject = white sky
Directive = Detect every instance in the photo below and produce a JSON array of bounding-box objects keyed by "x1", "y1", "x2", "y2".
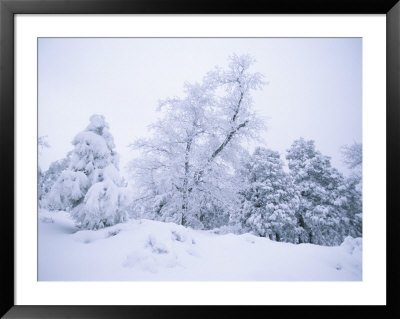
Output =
[{"x1": 38, "y1": 38, "x2": 362, "y2": 176}]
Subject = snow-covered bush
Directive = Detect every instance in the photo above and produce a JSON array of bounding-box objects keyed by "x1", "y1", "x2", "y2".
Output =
[
  {"x1": 233, "y1": 147, "x2": 301, "y2": 242},
  {"x1": 46, "y1": 114, "x2": 128, "y2": 229}
]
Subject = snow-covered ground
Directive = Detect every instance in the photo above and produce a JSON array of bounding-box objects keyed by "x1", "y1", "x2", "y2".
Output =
[{"x1": 38, "y1": 209, "x2": 362, "y2": 281}]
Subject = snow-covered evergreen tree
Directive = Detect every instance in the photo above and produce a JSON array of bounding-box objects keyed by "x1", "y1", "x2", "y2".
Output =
[
  {"x1": 129, "y1": 54, "x2": 265, "y2": 229},
  {"x1": 286, "y1": 138, "x2": 350, "y2": 246},
  {"x1": 46, "y1": 114, "x2": 128, "y2": 229},
  {"x1": 339, "y1": 177, "x2": 362, "y2": 238},
  {"x1": 233, "y1": 147, "x2": 300, "y2": 242}
]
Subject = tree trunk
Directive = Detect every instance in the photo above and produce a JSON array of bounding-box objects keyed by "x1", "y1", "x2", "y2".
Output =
[
  {"x1": 181, "y1": 138, "x2": 192, "y2": 226},
  {"x1": 194, "y1": 120, "x2": 248, "y2": 184}
]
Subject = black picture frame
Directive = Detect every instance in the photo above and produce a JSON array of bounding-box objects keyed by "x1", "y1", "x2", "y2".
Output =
[{"x1": 1, "y1": 0, "x2": 399, "y2": 318}]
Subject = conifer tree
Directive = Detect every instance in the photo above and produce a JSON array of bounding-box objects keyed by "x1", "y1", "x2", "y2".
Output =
[
  {"x1": 47, "y1": 115, "x2": 128, "y2": 229},
  {"x1": 234, "y1": 147, "x2": 300, "y2": 242},
  {"x1": 286, "y1": 138, "x2": 348, "y2": 246}
]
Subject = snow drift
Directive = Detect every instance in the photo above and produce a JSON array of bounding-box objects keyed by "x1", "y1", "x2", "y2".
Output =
[{"x1": 38, "y1": 209, "x2": 362, "y2": 281}]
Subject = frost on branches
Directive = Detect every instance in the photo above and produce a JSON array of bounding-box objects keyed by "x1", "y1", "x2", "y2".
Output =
[
  {"x1": 38, "y1": 54, "x2": 362, "y2": 247},
  {"x1": 341, "y1": 142, "x2": 362, "y2": 187},
  {"x1": 233, "y1": 147, "x2": 301, "y2": 242},
  {"x1": 46, "y1": 115, "x2": 128, "y2": 229},
  {"x1": 341, "y1": 142, "x2": 362, "y2": 238},
  {"x1": 129, "y1": 54, "x2": 265, "y2": 229},
  {"x1": 38, "y1": 135, "x2": 51, "y2": 207},
  {"x1": 286, "y1": 138, "x2": 361, "y2": 246},
  {"x1": 39, "y1": 156, "x2": 70, "y2": 207}
]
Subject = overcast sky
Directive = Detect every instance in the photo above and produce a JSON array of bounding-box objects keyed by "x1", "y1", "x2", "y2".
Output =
[{"x1": 38, "y1": 38, "x2": 362, "y2": 176}]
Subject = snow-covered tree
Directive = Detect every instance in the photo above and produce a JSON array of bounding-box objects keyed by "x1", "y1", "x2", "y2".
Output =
[
  {"x1": 46, "y1": 115, "x2": 128, "y2": 229},
  {"x1": 129, "y1": 54, "x2": 265, "y2": 229},
  {"x1": 286, "y1": 138, "x2": 350, "y2": 246},
  {"x1": 38, "y1": 135, "x2": 50, "y2": 155},
  {"x1": 39, "y1": 156, "x2": 70, "y2": 206},
  {"x1": 341, "y1": 142, "x2": 362, "y2": 171},
  {"x1": 341, "y1": 142, "x2": 362, "y2": 186},
  {"x1": 340, "y1": 142, "x2": 362, "y2": 238},
  {"x1": 232, "y1": 147, "x2": 300, "y2": 242},
  {"x1": 38, "y1": 135, "x2": 51, "y2": 207},
  {"x1": 46, "y1": 169, "x2": 89, "y2": 211},
  {"x1": 339, "y1": 177, "x2": 362, "y2": 238}
]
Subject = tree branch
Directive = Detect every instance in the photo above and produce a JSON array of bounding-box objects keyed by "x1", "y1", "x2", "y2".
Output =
[{"x1": 195, "y1": 120, "x2": 248, "y2": 184}]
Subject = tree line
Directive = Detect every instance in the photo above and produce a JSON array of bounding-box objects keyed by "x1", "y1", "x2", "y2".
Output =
[{"x1": 38, "y1": 54, "x2": 362, "y2": 246}]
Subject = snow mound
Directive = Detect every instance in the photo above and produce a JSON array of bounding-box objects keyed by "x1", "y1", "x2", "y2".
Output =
[
  {"x1": 341, "y1": 236, "x2": 362, "y2": 257},
  {"x1": 123, "y1": 224, "x2": 197, "y2": 273},
  {"x1": 39, "y1": 209, "x2": 362, "y2": 281}
]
